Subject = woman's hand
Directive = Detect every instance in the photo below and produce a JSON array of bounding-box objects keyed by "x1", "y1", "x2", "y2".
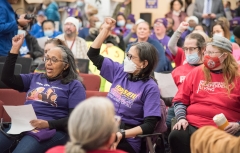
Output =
[
  {"x1": 224, "y1": 122, "x2": 240, "y2": 135},
  {"x1": 30, "y1": 119, "x2": 49, "y2": 129},
  {"x1": 111, "y1": 132, "x2": 122, "y2": 150},
  {"x1": 177, "y1": 22, "x2": 189, "y2": 33},
  {"x1": 11, "y1": 34, "x2": 25, "y2": 54},
  {"x1": 101, "y1": 17, "x2": 116, "y2": 31},
  {"x1": 173, "y1": 119, "x2": 189, "y2": 130}
]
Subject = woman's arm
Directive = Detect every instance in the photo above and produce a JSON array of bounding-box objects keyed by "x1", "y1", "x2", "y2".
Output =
[
  {"x1": 174, "y1": 102, "x2": 187, "y2": 121},
  {"x1": 1, "y1": 35, "x2": 25, "y2": 91},
  {"x1": 87, "y1": 18, "x2": 116, "y2": 70},
  {"x1": 168, "y1": 22, "x2": 189, "y2": 56}
]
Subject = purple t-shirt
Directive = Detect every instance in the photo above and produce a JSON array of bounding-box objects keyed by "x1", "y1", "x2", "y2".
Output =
[
  {"x1": 20, "y1": 73, "x2": 86, "y2": 120},
  {"x1": 100, "y1": 58, "x2": 161, "y2": 153}
]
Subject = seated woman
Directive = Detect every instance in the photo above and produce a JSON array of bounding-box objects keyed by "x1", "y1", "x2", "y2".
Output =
[
  {"x1": 87, "y1": 17, "x2": 161, "y2": 153},
  {"x1": 47, "y1": 97, "x2": 126, "y2": 153},
  {"x1": 0, "y1": 34, "x2": 86, "y2": 153},
  {"x1": 126, "y1": 21, "x2": 170, "y2": 72},
  {"x1": 169, "y1": 35, "x2": 240, "y2": 153},
  {"x1": 34, "y1": 38, "x2": 67, "y2": 73}
]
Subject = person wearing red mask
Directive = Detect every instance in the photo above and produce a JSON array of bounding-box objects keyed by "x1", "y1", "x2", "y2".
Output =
[{"x1": 169, "y1": 35, "x2": 240, "y2": 153}]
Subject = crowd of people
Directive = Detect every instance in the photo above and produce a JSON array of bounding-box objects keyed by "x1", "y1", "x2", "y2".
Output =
[{"x1": 0, "y1": 0, "x2": 240, "y2": 153}]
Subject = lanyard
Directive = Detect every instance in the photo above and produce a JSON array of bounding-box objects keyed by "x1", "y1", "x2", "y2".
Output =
[{"x1": 65, "y1": 37, "x2": 76, "y2": 50}]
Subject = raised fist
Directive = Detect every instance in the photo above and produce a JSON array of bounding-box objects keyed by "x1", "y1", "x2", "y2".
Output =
[{"x1": 177, "y1": 22, "x2": 189, "y2": 33}]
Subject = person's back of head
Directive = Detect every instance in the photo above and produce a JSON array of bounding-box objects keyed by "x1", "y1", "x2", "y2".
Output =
[{"x1": 65, "y1": 97, "x2": 118, "y2": 153}]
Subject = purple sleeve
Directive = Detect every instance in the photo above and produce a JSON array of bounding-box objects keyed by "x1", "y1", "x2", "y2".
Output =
[
  {"x1": 143, "y1": 85, "x2": 161, "y2": 118},
  {"x1": 100, "y1": 58, "x2": 122, "y2": 83},
  {"x1": 20, "y1": 73, "x2": 35, "y2": 92},
  {"x1": 68, "y1": 81, "x2": 86, "y2": 108}
]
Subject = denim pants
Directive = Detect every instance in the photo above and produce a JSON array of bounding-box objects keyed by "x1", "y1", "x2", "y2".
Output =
[{"x1": 0, "y1": 127, "x2": 68, "y2": 153}]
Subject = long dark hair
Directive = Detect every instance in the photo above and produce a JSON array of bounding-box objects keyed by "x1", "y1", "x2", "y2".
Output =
[
  {"x1": 131, "y1": 42, "x2": 159, "y2": 83},
  {"x1": 170, "y1": 0, "x2": 183, "y2": 10}
]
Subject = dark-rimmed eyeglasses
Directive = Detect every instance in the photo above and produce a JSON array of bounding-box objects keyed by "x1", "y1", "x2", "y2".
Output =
[{"x1": 43, "y1": 57, "x2": 67, "y2": 64}]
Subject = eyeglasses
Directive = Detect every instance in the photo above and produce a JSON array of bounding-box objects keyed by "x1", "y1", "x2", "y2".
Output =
[
  {"x1": 126, "y1": 53, "x2": 138, "y2": 60},
  {"x1": 182, "y1": 47, "x2": 199, "y2": 53},
  {"x1": 204, "y1": 51, "x2": 222, "y2": 56},
  {"x1": 43, "y1": 56, "x2": 67, "y2": 64}
]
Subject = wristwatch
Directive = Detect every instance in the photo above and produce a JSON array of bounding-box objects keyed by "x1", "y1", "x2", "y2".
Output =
[{"x1": 120, "y1": 129, "x2": 125, "y2": 139}]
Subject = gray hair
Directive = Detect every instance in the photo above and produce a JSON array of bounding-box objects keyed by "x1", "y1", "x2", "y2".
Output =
[
  {"x1": 57, "y1": 45, "x2": 82, "y2": 84},
  {"x1": 65, "y1": 97, "x2": 118, "y2": 153}
]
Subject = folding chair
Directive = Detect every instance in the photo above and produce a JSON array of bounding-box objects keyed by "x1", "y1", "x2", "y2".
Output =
[
  {"x1": 0, "y1": 56, "x2": 33, "y2": 74},
  {"x1": 86, "y1": 91, "x2": 108, "y2": 98},
  {"x1": 0, "y1": 63, "x2": 22, "y2": 88},
  {"x1": 0, "y1": 89, "x2": 26, "y2": 122},
  {"x1": 138, "y1": 99, "x2": 167, "y2": 153},
  {"x1": 75, "y1": 58, "x2": 89, "y2": 74},
  {"x1": 80, "y1": 73, "x2": 101, "y2": 91}
]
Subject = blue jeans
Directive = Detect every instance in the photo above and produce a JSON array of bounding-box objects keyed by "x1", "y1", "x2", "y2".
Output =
[
  {"x1": 166, "y1": 106, "x2": 175, "y2": 129},
  {"x1": 0, "y1": 127, "x2": 68, "y2": 153}
]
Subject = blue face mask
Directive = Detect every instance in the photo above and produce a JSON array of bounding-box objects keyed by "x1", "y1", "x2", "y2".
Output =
[
  {"x1": 188, "y1": 26, "x2": 194, "y2": 31},
  {"x1": 44, "y1": 30, "x2": 54, "y2": 37},
  {"x1": 117, "y1": 20, "x2": 126, "y2": 27},
  {"x1": 126, "y1": 24, "x2": 133, "y2": 30},
  {"x1": 79, "y1": 22, "x2": 83, "y2": 28},
  {"x1": 77, "y1": 1, "x2": 84, "y2": 7},
  {"x1": 186, "y1": 52, "x2": 200, "y2": 64}
]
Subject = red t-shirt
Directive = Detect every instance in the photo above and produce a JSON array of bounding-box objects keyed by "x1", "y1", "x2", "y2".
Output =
[
  {"x1": 46, "y1": 146, "x2": 127, "y2": 153},
  {"x1": 173, "y1": 66, "x2": 240, "y2": 128},
  {"x1": 172, "y1": 47, "x2": 186, "y2": 67},
  {"x1": 171, "y1": 63, "x2": 198, "y2": 88}
]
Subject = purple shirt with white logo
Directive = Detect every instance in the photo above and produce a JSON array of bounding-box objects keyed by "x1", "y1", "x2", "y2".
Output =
[
  {"x1": 20, "y1": 73, "x2": 86, "y2": 120},
  {"x1": 100, "y1": 58, "x2": 161, "y2": 153}
]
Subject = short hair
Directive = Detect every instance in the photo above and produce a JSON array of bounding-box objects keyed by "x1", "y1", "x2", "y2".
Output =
[
  {"x1": 185, "y1": 33, "x2": 206, "y2": 49},
  {"x1": 45, "y1": 38, "x2": 67, "y2": 47},
  {"x1": 170, "y1": 0, "x2": 183, "y2": 10},
  {"x1": 42, "y1": 20, "x2": 55, "y2": 29},
  {"x1": 65, "y1": 97, "x2": 118, "y2": 153},
  {"x1": 233, "y1": 26, "x2": 240, "y2": 38}
]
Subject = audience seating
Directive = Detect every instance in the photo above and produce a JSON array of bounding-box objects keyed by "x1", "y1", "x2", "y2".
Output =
[
  {"x1": 0, "y1": 89, "x2": 26, "y2": 122},
  {"x1": 80, "y1": 73, "x2": 101, "y2": 91},
  {"x1": 86, "y1": 90, "x2": 108, "y2": 98},
  {"x1": 0, "y1": 63, "x2": 22, "y2": 88},
  {"x1": 0, "y1": 100, "x2": 3, "y2": 122}
]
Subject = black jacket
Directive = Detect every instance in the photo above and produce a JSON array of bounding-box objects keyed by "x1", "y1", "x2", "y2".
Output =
[{"x1": 25, "y1": 33, "x2": 44, "y2": 60}]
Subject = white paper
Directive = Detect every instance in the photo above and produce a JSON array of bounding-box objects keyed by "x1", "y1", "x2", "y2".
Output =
[
  {"x1": 154, "y1": 72, "x2": 178, "y2": 97},
  {"x1": 3, "y1": 105, "x2": 37, "y2": 134}
]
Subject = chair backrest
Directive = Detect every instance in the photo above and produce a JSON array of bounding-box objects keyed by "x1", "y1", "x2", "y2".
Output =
[
  {"x1": 0, "y1": 89, "x2": 26, "y2": 122},
  {"x1": 155, "y1": 99, "x2": 168, "y2": 133},
  {"x1": 0, "y1": 100, "x2": 4, "y2": 121},
  {"x1": 75, "y1": 58, "x2": 89, "y2": 74},
  {"x1": 36, "y1": 36, "x2": 48, "y2": 49},
  {"x1": 80, "y1": 73, "x2": 101, "y2": 91},
  {"x1": 0, "y1": 63, "x2": 22, "y2": 88},
  {"x1": 0, "y1": 56, "x2": 32, "y2": 74},
  {"x1": 86, "y1": 91, "x2": 108, "y2": 99}
]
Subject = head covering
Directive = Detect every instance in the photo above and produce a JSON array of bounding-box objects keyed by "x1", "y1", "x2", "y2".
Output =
[
  {"x1": 207, "y1": 35, "x2": 232, "y2": 52},
  {"x1": 186, "y1": 16, "x2": 199, "y2": 24},
  {"x1": 127, "y1": 14, "x2": 135, "y2": 23},
  {"x1": 37, "y1": 10, "x2": 45, "y2": 16},
  {"x1": 154, "y1": 18, "x2": 168, "y2": 28},
  {"x1": 135, "y1": 19, "x2": 145, "y2": 25},
  {"x1": 65, "y1": 17, "x2": 79, "y2": 32},
  {"x1": 230, "y1": 17, "x2": 240, "y2": 30}
]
